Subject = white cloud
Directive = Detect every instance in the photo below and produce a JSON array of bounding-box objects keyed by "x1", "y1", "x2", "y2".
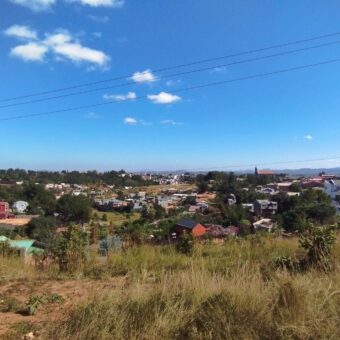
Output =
[
  {"x1": 212, "y1": 66, "x2": 227, "y2": 73},
  {"x1": 87, "y1": 15, "x2": 110, "y2": 23},
  {"x1": 71, "y1": 0, "x2": 124, "y2": 7},
  {"x1": 304, "y1": 135, "x2": 313, "y2": 140},
  {"x1": 4, "y1": 25, "x2": 37, "y2": 40},
  {"x1": 147, "y1": 92, "x2": 181, "y2": 104},
  {"x1": 85, "y1": 112, "x2": 100, "y2": 119},
  {"x1": 161, "y1": 119, "x2": 182, "y2": 125},
  {"x1": 9, "y1": 0, "x2": 56, "y2": 12},
  {"x1": 44, "y1": 32, "x2": 72, "y2": 46},
  {"x1": 10, "y1": 42, "x2": 47, "y2": 61},
  {"x1": 52, "y1": 41, "x2": 109, "y2": 66},
  {"x1": 131, "y1": 69, "x2": 156, "y2": 83},
  {"x1": 7, "y1": 29, "x2": 110, "y2": 68},
  {"x1": 103, "y1": 92, "x2": 136, "y2": 101},
  {"x1": 9, "y1": 0, "x2": 124, "y2": 11},
  {"x1": 124, "y1": 117, "x2": 137, "y2": 125}
]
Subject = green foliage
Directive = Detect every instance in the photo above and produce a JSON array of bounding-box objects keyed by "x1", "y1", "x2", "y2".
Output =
[
  {"x1": 276, "y1": 189, "x2": 337, "y2": 232},
  {"x1": 183, "y1": 195, "x2": 196, "y2": 206},
  {"x1": 57, "y1": 194, "x2": 92, "y2": 224},
  {"x1": 25, "y1": 293, "x2": 64, "y2": 315},
  {"x1": 196, "y1": 181, "x2": 208, "y2": 194},
  {"x1": 299, "y1": 225, "x2": 337, "y2": 271},
  {"x1": 25, "y1": 295, "x2": 45, "y2": 315},
  {"x1": 0, "y1": 168, "x2": 155, "y2": 187},
  {"x1": 23, "y1": 183, "x2": 56, "y2": 215},
  {"x1": 52, "y1": 225, "x2": 88, "y2": 272},
  {"x1": 176, "y1": 233, "x2": 194, "y2": 255},
  {"x1": 289, "y1": 182, "x2": 302, "y2": 192},
  {"x1": 273, "y1": 256, "x2": 295, "y2": 271},
  {"x1": 26, "y1": 216, "x2": 57, "y2": 245}
]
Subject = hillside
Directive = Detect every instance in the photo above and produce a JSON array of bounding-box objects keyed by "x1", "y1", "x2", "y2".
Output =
[{"x1": 1, "y1": 234, "x2": 340, "y2": 339}]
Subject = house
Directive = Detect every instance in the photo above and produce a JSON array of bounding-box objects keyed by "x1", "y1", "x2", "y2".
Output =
[
  {"x1": 12, "y1": 201, "x2": 29, "y2": 214},
  {"x1": 324, "y1": 179, "x2": 340, "y2": 200},
  {"x1": 253, "y1": 219, "x2": 275, "y2": 232},
  {"x1": 255, "y1": 167, "x2": 274, "y2": 176},
  {"x1": 196, "y1": 192, "x2": 216, "y2": 202},
  {"x1": 175, "y1": 218, "x2": 207, "y2": 237},
  {"x1": 0, "y1": 236, "x2": 45, "y2": 256},
  {"x1": 301, "y1": 177, "x2": 324, "y2": 189},
  {"x1": 226, "y1": 194, "x2": 237, "y2": 206},
  {"x1": 324, "y1": 179, "x2": 340, "y2": 213},
  {"x1": 188, "y1": 205, "x2": 200, "y2": 213},
  {"x1": 95, "y1": 198, "x2": 128, "y2": 211},
  {"x1": 257, "y1": 187, "x2": 277, "y2": 195},
  {"x1": 254, "y1": 199, "x2": 278, "y2": 216},
  {"x1": 277, "y1": 182, "x2": 293, "y2": 192},
  {"x1": 0, "y1": 202, "x2": 10, "y2": 219}
]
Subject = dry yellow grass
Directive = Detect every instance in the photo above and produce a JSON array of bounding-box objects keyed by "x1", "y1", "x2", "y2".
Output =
[{"x1": 1, "y1": 236, "x2": 340, "y2": 339}]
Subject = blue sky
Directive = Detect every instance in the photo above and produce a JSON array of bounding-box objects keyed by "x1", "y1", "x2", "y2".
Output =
[{"x1": 1, "y1": 0, "x2": 340, "y2": 171}]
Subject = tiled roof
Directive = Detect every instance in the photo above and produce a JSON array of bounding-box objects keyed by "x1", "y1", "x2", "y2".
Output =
[{"x1": 177, "y1": 218, "x2": 199, "y2": 229}]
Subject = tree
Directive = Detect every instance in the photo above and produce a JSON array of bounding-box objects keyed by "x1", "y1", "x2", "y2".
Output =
[
  {"x1": 26, "y1": 216, "x2": 57, "y2": 245},
  {"x1": 289, "y1": 182, "x2": 302, "y2": 193},
  {"x1": 224, "y1": 205, "x2": 246, "y2": 226},
  {"x1": 116, "y1": 190, "x2": 125, "y2": 201},
  {"x1": 23, "y1": 183, "x2": 56, "y2": 215},
  {"x1": 183, "y1": 196, "x2": 196, "y2": 206},
  {"x1": 197, "y1": 181, "x2": 208, "y2": 194},
  {"x1": 281, "y1": 210, "x2": 308, "y2": 233},
  {"x1": 56, "y1": 194, "x2": 92, "y2": 224},
  {"x1": 52, "y1": 225, "x2": 88, "y2": 272},
  {"x1": 154, "y1": 204, "x2": 166, "y2": 219}
]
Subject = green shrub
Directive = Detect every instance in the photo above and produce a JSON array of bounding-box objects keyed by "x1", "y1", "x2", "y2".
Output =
[
  {"x1": 299, "y1": 225, "x2": 337, "y2": 271},
  {"x1": 176, "y1": 233, "x2": 194, "y2": 255}
]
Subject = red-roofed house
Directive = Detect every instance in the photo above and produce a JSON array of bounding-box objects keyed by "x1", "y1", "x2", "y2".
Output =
[
  {"x1": 255, "y1": 167, "x2": 274, "y2": 176},
  {"x1": 0, "y1": 202, "x2": 10, "y2": 219}
]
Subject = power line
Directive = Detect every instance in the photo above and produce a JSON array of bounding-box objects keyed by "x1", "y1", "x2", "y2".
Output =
[
  {"x1": 181, "y1": 156, "x2": 340, "y2": 172},
  {"x1": 1, "y1": 57, "x2": 340, "y2": 121},
  {"x1": 1, "y1": 39, "x2": 340, "y2": 109},
  {"x1": 2, "y1": 30, "x2": 340, "y2": 103}
]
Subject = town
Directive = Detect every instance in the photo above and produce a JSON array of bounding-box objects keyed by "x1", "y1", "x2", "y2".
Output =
[
  {"x1": 0, "y1": 167, "x2": 339, "y2": 257},
  {"x1": 2, "y1": 0, "x2": 340, "y2": 338}
]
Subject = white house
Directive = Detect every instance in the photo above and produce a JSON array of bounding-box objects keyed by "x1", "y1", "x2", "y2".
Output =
[
  {"x1": 324, "y1": 180, "x2": 340, "y2": 200},
  {"x1": 253, "y1": 218, "x2": 275, "y2": 232},
  {"x1": 12, "y1": 201, "x2": 29, "y2": 214},
  {"x1": 324, "y1": 180, "x2": 340, "y2": 213}
]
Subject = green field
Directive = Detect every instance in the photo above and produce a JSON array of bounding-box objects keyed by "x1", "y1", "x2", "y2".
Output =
[{"x1": 93, "y1": 210, "x2": 140, "y2": 226}]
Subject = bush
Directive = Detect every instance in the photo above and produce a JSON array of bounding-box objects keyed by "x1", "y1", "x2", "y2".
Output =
[
  {"x1": 299, "y1": 225, "x2": 337, "y2": 271},
  {"x1": 51, "y1": 225, "x2": 88, "y2": 272},
  {"x1": 176, "y1": 233, "x2": 194, "y2": 255}
]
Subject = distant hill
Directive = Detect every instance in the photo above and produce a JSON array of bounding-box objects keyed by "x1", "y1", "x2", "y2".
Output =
[{"x1": 138, "y1": 167, "x2": 340, "y2": 176}]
